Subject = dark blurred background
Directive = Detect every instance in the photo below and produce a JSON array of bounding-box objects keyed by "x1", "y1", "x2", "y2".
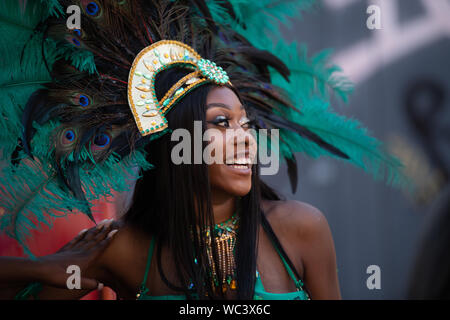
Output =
[{"x1": 263, "y1": 0, "x2": 450, "y2": 299}]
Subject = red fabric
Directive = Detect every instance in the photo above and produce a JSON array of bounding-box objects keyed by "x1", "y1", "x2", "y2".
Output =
[{"x1": 0, "y1": 194, "x2": 120, "y2": 300}]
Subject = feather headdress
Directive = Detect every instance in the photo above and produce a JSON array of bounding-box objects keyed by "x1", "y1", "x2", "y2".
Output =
[{"x1": 0, "y1": 0, "x2": 412, "y2": 257}]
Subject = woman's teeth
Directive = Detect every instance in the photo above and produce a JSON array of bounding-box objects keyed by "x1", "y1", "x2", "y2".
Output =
[
  {"x1": 226, "y1": 158, "x2": 251, "y2": 169},
  {"x1": 229, "y1": 164, "x2": 249, "y2": 169}
]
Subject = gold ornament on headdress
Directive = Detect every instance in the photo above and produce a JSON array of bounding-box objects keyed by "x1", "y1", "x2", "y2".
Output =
[{"x1": 128, "y1": 40, "x2": 231, "y2": 136}]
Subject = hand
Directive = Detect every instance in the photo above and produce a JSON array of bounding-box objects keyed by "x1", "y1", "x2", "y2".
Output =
[{"x1": 35, "y1": 219, "x2": 121, "y2": 290}]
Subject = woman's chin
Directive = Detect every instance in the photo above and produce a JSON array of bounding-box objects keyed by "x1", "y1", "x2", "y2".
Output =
[
  {"x1": 226, "y1": 183, "x2": 252, "y2": 197},
  {"x1": 209, "y1": 164, "x2": 252, "y2": 197}
]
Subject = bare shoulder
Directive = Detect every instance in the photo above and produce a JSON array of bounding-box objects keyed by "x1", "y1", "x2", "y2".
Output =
[
  {"x1": 93, "y1": 222, "x2": 151, "y2": 297},
  {"x1": 100, "y1": 222, "x2": 148, "y2": 261},
  {"x1": 262, "y1": 199, "x2": 330, "y2": 241},
  {"x1": 108, "y1": 222, "x2": 145, "y2": 248},
  {"x1": 96, "y1": 222, "x2": 149, "y2": 274},
  {"x1": 262, "y1": 200, "x2": 340, "y2": 299}
]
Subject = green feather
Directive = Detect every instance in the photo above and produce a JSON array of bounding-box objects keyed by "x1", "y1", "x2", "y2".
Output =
[
  {"x1": 55, "y1": 43, "x2": 98, "y2": 75},
  {"x1": 0, "y1": 36, "x2": 60, "y2": 160},
  {"x1": 0, "y1": 0, "x2": 65, "y2": 160},
  {"x1": 0, "y1": 157, "x2": 84, "y2": 258},
  {"x1": 39, "y1": 0, "x2": 64, "y2": 18},
  {"x1": 0, "y1": 1, "x2": 48, "y2": 35},
  {"x1": 207, "y1": 0, "x2": 316, "y2": 40},
  {"x1": 276, "y1": 98, "x2": 414, "y2": 191},
  {"x1": 269, "y1": 41, "x2": 354, "y2": 104}
]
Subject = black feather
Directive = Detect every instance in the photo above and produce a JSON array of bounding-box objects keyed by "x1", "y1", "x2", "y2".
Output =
[
  {"x1": 237, "y1": 46, "x2": 290, "y2": 81},
  {"x1": 189, "y1": 0, "x2": 218, "y2": 34},
  {"x1": 258, "y1": 110, "x2": 350, "y2": 160},
  {"x1": 66, "y1": 160, "x2": 94, "y2": 222},
  {"x1": 21, "y1": 89, "x2": 49, "y2": 159},
  {"x1": 10, "y1": 138, "x2": 24, "y2": 167},
  {"x1": 286, "y1": 155, "x2": 298, "y2": 194},
  {"x1": 65, "y1": 124, "x2": 106, "y2": 223},
  {"x1": 217, "y1": 1, "x2": 236, "y2": 20}
]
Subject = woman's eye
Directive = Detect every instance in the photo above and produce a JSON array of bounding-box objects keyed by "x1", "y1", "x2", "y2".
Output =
[
  {"x1": 207, "y1": 116, "x2": 230, "y2": 128},
  {"x1": 241, "y1": 119, "x2": 255, "y2": 129}
]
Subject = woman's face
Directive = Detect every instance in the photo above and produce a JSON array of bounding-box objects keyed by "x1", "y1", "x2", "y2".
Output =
[{"x1": 205, "y1": 86, "x2": 257, "y2": 197}]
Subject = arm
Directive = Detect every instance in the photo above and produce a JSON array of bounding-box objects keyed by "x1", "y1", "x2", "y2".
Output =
[
  {"x1": 0, "y1": 219, "x2": 120, "y2": 300},
  {"x1": 0, "y1": 257, "x2": 47, "y2": 285}
]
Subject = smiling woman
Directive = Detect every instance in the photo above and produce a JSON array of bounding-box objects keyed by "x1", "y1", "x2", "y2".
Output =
[
  {"x1": 93, "y1": 66, "x2": 338, "y2": 300},
  {"x1": 1, "y1": 0, "x2": 406, "y2": 301},
  {"x1": 4, "y1": 65, "x2": 339, "y2": 300},
  {"x1": 117, "y1": 66, "x2": 320, "y2": 300}
]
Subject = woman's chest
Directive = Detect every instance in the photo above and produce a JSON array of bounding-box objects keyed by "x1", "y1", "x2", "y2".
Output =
[{"x1": 106, "y1": 231, "x2": 305, "y2": 298}]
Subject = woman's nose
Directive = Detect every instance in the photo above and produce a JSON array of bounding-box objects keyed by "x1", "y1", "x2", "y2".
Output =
[{"x1": 230, "y1": 128, "x2": 257, "y2": 160}]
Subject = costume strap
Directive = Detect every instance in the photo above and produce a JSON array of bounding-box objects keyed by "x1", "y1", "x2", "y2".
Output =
[
  {"x1": 14, "y1": 282, "x2": 43, "y2": 300},
  {"x1": 261, "y1": 217, "x2": 305, "y2": 291},
  {"x1": 136, "y1": 236, "x2": 155, "y2": 298}
]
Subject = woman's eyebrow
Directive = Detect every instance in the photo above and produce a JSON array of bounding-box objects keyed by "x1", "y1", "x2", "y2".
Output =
[{"x1": 206, "y1": 103, "x2": 244, "y2": 110}]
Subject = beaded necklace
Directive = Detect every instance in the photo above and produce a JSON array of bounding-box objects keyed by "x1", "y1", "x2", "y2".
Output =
[
  {"x1": 189, "y1": 211, "x2": 240, "y2": 294},
  {"x1": 207, "y1": 212, "x2": 239, "y2": 293}
]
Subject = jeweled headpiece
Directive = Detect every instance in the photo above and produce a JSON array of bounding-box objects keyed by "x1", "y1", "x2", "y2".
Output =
[{"x1": 128, "y1": 40, "x2": 230, "y2": 136}]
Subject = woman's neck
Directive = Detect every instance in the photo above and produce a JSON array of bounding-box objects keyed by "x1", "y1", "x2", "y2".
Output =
[{"x1": 210, "y1": 188, "x2": 237, "y2": 224}]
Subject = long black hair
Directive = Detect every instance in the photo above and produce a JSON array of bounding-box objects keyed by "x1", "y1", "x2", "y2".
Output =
[{"x1": 124, "y1": 67, "x2": 302, "y2": 299}]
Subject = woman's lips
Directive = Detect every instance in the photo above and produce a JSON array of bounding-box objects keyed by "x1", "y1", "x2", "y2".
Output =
[
  {"x1": 225, "y1": 163, "x2": 252, "y2": 175},
  {"x1": 223, "y1": 152, "x2": 253, "y2": 175}
]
